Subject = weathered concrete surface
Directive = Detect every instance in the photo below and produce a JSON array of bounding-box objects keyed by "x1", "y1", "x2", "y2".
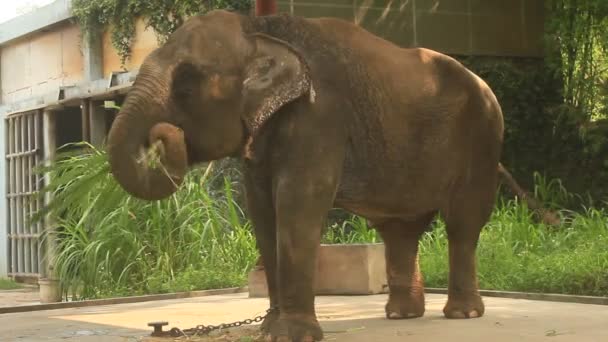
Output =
[
  {"x1": 1, "y1": 293, "x2": 607, "y2": 341},
  {"x1": 249, "y1": 243, "x2": 387, "y2": 297},
  {"x1": 0, "y1": 288, "x2": 40, "y2": 308}
]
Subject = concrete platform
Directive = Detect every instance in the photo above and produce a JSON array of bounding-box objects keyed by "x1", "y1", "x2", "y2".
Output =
[
  {"x1": 0, "y1": 292, "x2": 606, "y2": 341},
  {"x1": 0, "y1": 287, "x2": 40, "y2": 308}
]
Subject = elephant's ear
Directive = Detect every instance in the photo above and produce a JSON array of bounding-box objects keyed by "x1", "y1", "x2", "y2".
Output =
[{"x1": 241, "y1": 33, "x2": 314, "y2": 137}]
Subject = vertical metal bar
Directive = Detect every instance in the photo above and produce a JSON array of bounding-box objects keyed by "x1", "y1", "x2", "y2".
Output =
[
  {"x1": 6, "y1": 118, "x2": 14, "y2": 276},
  {"x1": 23, "y1": 115, "x2": 29, "y2": 275},
  {"x1": 34, "y1": 111, "x2": 41, "y2": 275},
  {"x1": 8, "y1": 117, "x2": 16, "y2": 275},
  {"x1": 20, "y1": 115, "x2": 27, "y2": 275},
  {"x1": 27, "y1": 113, "x2": 34, "y2": 274},
  {"x1": 16, "y1": 116, "x2": 24, "y2": 275},
  {"x1": 23, "y1": 114, "x2": 29, "y2": 275}
]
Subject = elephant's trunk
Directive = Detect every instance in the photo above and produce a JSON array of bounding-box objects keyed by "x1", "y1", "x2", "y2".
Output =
[{"x1": 107, "y1": 61, "x2": 188, "y2": 201}]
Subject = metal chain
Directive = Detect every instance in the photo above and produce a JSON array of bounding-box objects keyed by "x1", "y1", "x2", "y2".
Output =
[{"x1": 164, "y1": 307, "x2": 277, "y2": 338}]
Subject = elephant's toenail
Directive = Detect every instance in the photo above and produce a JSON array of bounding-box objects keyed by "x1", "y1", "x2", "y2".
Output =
[
  {"x1": 406, "y1": 313, "x2": 418, "y2": 318},
  {"x1": 388, "y1": 312, "x2": 403, "y2": 319},
  {"x1": 450, "y1": 311, "x2": 466, "y2": 319},
  {"x1": 468, "y1": 310, "x2": 479, "y2": 318}
]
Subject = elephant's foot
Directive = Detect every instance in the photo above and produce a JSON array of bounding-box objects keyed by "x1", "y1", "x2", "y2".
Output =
[
  {"x1": 443, "y1": 292, "x2": 484, "y2": 319},
  {"x1": 385, "y1": 288, "x2": 425, "y2": 319},
  {"x1": 260, "y1": 307, "x2": 280, "y2": 334},
  {"x1": 269, "y1": 314, "x2": 323, "y2": 342}
]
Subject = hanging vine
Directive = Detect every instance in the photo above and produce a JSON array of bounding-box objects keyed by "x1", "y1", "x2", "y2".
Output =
[{"x1": 72, "y1": 0, "x2": 252, "y2": 66}]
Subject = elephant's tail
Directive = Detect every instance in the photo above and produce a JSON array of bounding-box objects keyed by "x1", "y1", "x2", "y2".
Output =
[{"x1": 497, "y1": 162, "x2": 561, "y2": 226}]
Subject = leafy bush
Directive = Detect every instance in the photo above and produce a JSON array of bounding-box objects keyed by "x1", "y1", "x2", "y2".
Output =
[
  {"x1": 36, "y1": 142, "x2": 607, "y2": 299},
  {"x1": 38, "y1": 143, "x2": 256, "y2": 300},
  {"x1": 420, "y1": 201, "x2": 608, "y2": 296},
  {"x1": 72, "y1": 0, "x2": 252, "y2": 64}
]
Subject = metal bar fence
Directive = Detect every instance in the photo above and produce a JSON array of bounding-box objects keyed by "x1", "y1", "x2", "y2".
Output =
[{"x1": 5, "y1": 110, "x2": 43, "y2": 278}]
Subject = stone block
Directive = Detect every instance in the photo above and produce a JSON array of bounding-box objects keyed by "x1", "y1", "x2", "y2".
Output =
[{"x1": 248, "y1": 243, "x2": 387, "y2": 298}]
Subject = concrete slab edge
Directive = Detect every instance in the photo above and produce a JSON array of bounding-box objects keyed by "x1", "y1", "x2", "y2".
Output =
[
  {"x1": 1, "y1": 286, "x2": 605, "y2": 315},
  {"x1": 0, "y1": 286, "x2": 248, "y2": 315},
  {"x1": 425, "y1": 288, "x2": 608, "y2": 306}
]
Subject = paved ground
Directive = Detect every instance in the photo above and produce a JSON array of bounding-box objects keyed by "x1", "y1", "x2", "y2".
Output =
[
  {"x1": 0, "y1": 293, "x2": 606, "y2": 342},
  {"x1": 0, "y1": 287, "x2": 40, "y2": 308}
]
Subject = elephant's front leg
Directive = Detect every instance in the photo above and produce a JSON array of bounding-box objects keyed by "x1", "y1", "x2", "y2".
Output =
[
  {"x1": 271, "y1": 176, "x2": 338, "y2": 342},
  {"x1": 244, "y1": 170, "x2": 280, "y2": 333}
]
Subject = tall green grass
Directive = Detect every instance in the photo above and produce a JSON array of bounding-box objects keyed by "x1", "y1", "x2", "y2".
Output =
[
  {"x1": 37, "y1": 143, "x2": 608, "y2": 298},
  {"x1": 38, "y1": 143, "x2": 257, "y2": 300},
  {"x1": 419, "y1": 200, "x2": 608, "y2": 296}
]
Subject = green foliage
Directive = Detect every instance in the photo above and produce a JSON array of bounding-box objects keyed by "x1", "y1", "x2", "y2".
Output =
[
  {"x1": 71, "y1": 0, "x2": 252, "y2": 65},
  {"x1": 35, "y1": 141, "x2": 608, "y2": 298},
  {"x1": 37, "y1": 143, "x2": 256, "y2": 299},
  {"x1": 325, "y1": 202, "x2": 608, "y2": 297},
  {"x1": 0, "y1": 278, "x2": 22, "y2": 290},
  {"x1": 452, "y1": 1, "x2": 608, "y2": 202},
  {"x1": 545, "y1": 0, "x2": 608, "y2": 120},
  {"x1": 323, "y1": 179, "x2": 608, "y2": 296},
  {"x1": 322, "y1": 214, "x2": 381, "y2": 244},
  {"x1": 419, "y1": 201, "x2": 608, "y2": 296}
]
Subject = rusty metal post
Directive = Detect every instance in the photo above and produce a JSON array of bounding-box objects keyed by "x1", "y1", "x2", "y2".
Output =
[{"x1": 255, "y1": 0, "x2": 277, "y2": 16}]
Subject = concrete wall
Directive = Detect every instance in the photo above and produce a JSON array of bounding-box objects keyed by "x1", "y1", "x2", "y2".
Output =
[
  {"x1": 102, "y1": 19, "x2": 160, "y2": 77},
  {"x1": 278, "y1": 0, "x2": 544, "y2": 56},
  {"x1": 0, "y1": 22, "x2": 84, "y2": 105},
  {"x1": 0, "y1": 0, "x2": 544, "y2": 109}
]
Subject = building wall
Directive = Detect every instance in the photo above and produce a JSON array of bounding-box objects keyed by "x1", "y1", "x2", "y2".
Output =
[
  {"x1": 278, "y1": 0, "x2": 544, "y2": 57},
  {"x1": 0, "y1": 22, "x2": 84, "y2": 105},
  {"x1": 0, "y1": 0, "x2": 544, "y2": 109},
  {"x1": 102, "y1": 19, "x2": 160, "y2": 77}
]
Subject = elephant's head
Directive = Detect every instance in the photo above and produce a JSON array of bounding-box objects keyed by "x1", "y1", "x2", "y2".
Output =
[{"x1": 107, "y1": 10, "x2": 312, "y2": 200}]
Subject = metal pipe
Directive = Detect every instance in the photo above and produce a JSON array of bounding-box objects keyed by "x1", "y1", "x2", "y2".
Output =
[{"x1": 255, "y1": 0, "x2": 277, "y2": 16}]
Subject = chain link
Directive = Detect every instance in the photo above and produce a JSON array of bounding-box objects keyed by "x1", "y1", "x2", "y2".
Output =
[{"x1": 164, "y1": 307, "x2": 277, "y2": 338}]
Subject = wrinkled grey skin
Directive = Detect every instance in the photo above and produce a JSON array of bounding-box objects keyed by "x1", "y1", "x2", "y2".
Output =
[{"x1": 107, "y1": 10, "x2": 504, "y2": 342}]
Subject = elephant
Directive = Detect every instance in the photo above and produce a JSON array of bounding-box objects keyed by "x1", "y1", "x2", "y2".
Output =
[{"x1": 106, "y1": 10, "x2": 504, "y2": 342}]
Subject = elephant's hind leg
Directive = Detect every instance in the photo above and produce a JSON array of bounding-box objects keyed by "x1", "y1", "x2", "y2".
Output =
[
  {"x1": 441, "y1": 165, "x2": 499, "y2": 319},
  {"x1": 376, "y1": 213, "x2": 435, "y2": 319}
]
